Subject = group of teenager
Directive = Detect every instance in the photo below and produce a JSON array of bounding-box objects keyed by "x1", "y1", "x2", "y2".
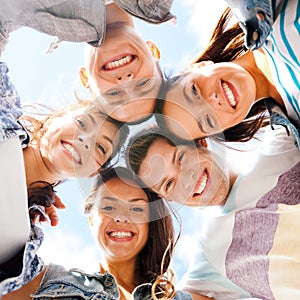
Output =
[{"x1": 0, "y1": 0, "x2": 299, "y2": 299}]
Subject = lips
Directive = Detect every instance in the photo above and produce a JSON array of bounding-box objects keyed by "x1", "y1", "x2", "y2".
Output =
[
  {"x1": 107, "y1": 230, "x2": 134, "y2": 241},
  {"x1": 221, "y1": 80, "x2": 238, "y2": 109},
  {"x1": 61, "y1": 141, "x2": 82, "y2": 165},
  {"x1": 193, "y1": 169, "x2": 208, "y2": 197},
  {"x1": 102, "y1": 54, "x2": 135, "y2": 71}
]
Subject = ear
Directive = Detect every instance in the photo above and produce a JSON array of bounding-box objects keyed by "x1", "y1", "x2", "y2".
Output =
[
  {"x1": 146, "y1": 40, "x2": 161, "y2": 61},
  {"x1": 187, "y1": 60, "x2": 214, "y2": 70},
  {"x1": 79, "y1": 66, "x2": 89, "y2": 88}
]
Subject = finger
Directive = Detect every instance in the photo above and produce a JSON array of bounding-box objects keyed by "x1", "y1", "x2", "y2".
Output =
[
  {"x1": 45, "y1": 206, "x2": 59, "y2": 226},
  {"x1": 53, "y1": 194, "x2": 66, "y2": 209}
]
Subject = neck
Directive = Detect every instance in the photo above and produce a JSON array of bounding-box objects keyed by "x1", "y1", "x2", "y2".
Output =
[
  {"x1": 100, "y1": 259, "x2": 138, "y2": 294},
  {"x1": 23, "y1": 144, "x2": 63, "y2": 186},
  {"x1": 106, "y1": 3, "x2": 134, "y2": 27},
  {"x1": 235, "y1": 50, "x2": 284, "y2": 106}
]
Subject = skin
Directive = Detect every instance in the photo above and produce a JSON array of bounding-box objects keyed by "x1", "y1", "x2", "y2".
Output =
[
  {"x1": 24, "y1": 109, "x2": 120, "y2": 184},
  {"x1": 89, "y1": 176, "x2": 150, "y2": 297},
  {"x1": 163, "y1": 51, "x2": 284, "y2": 140},
  {"x1": 2, "y1": 177, "x2": 149, "y2": 300},
  {"x1": 139, "y1": 138, "x2": 237, "y2": 206},
  {"x1": 79, "y1": 3, "x2": 162, "y2": 122},
  {"x1": 23, "y1": 108, "x2": 120, "y2": 225}
]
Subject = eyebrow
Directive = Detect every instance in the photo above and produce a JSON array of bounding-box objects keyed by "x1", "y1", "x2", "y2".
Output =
[
  {"x1": 182, "y1": 85, "x2": 206, "y2": 134},
  {"x1": 101, "y1": 196, "x2": 148, "y2": 203},
  {"x1": 138, "y1": 78, "x2": 160, "y2": 97},
  {"x1": 103, "y1": 135, "x2": 113, "y2": 145},
  {"x1": 88, "y1": 113, "x2": 97, "y2": 126},
  {"x1": 183, "y1": 85, "x2": 193, "y2": 104},
  {"x1": 155, "y1": 148, "x2": 177, "y2": 192}
]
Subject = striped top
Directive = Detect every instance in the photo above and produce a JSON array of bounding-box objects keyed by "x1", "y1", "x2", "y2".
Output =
[
  {"x1": 178, "y1": 129, "x2": 300, "y2": 299},
  {"x1": 263, "y1": 0, "x2": 300, "y2": 128}
]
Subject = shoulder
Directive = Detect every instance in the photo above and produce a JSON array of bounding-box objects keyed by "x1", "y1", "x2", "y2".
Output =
[{"x1": 33, "y1": 264, "x2": 119, "y2": 299}]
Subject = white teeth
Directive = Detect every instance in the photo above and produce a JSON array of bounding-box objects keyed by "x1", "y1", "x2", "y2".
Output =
[
  {"x1": 110, "y1": 231, "x2": 133, "y2": 238},
  {"x1": 62, "y1": 142, "x2": 81, "y2": 164},
  {"x1": 222, "y1": 82, "x2": 236, "y2": 107},
  {"x1": 105, "y1": 55, "x2": 132, "y2": 70},
  {"x1": 195, "y1": 172, "x2": 208, "y2": 195}
]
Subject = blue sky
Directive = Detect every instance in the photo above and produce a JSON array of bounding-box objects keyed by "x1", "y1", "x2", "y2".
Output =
[{"x1": 2, "y1": 0, "x2": 260, "y2": 284}]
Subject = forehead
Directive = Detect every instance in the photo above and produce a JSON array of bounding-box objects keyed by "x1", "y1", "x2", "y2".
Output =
[{"x1": 98, "y1": 177, "x2": 148, "y2": 202}]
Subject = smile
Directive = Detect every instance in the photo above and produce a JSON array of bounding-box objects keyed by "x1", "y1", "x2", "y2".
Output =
[
  {"x1": 221, "y1": 81, "x2": 237, "y2": 109},
  {"x1": 102, "y1": 55, "x2": 135, "y2": 71},
  {"x1": 193, "y1": 169, "x2": 208, "y2": 197},
  {"x1": 108, "y1": 231, "x2": 134, "y2": 239},
  {"x1": 61, "y1": 141, "x2": 81, "y2": 164}
]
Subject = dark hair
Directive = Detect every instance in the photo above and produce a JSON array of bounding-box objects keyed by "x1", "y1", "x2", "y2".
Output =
[
  {"x1": 156, "y1": 7, "x2": 270, "y2": 143},
  {"x1": 85, "y1": 167, "x2": 180, "y2": 297}
]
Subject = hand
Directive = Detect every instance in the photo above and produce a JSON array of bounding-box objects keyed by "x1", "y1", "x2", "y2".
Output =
[
  {"x1": 39, "y1": 194, "x2": 66, "y2": 226},
  {"x1": 30, "y1": 194, "x2": 66, "y2": 226}
]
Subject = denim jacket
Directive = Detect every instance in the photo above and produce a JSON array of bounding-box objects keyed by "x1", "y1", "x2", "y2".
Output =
[
  {"x1": 0, "y1": 62, "x2": 29, "y2": 146},
  {"x1": 32, "y1": 264, "x2": 192, "y2": 300},
  {"x1": 32, "y1": 264, "x2": 120, "y2": 300},
  {"x1": 0, "y1": 0, "x2": 175, "y2": 54},
  {"x1": 132, "y1": 283, "x2": 192, "y2": 300},
  {"x1": 224, "y1": 0, "x2": 277, "y2": 50}
]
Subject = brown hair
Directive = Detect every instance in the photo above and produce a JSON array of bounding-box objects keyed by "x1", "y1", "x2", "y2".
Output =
[
  {"x1": 85, "y1": 167, "x2": 181, "y2": 299},
  {"x1": 155, "y1": 7, "x2": 269, "y2": 143}
]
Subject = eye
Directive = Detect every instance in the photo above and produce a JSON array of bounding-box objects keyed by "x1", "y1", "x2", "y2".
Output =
[
  {"x1": 191, "y1": 84, "x2": 200, "y2": 99},
  {"x1": 106, "y1": 89, "x2": 122, "y2": 96},
  {"x1": 101, "y1": 205, "x2": 115, "y2": 212},
  {"x1": 137, "y1": 78, "x2": 150, "y2": 87},
  {"x1": 165, "y1": 179, "x2": 174, "y2": 194},
  {"x1": 76, "y1": 119, "x2": 86, "y2": 129},
  {"x1": 206, "y1": 115, "x2": 214, "y2": 129},
  {"x1": 178, "y1": 152, "x2": 184, "y2": 163},
  {"x1": 97, "y1": 143, "x2": 106, "y2": 155},
  {"x1": 130, "y1": 206, "x2": 144, "y2": 213}
]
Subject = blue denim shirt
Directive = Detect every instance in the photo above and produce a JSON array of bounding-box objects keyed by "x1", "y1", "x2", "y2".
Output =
[
  {"x1": 0, "y1": 0, "x2": 175, "y2": 54},
  {"x1": 0, "y1": 223, "x2": 44, "y2": 296},
  {"x1": 132, "y1": 283, "x2": 192, "y2": 300},
  {"x1": 224, "y1": 0, "x2": 275, "y2": 50},
  {"x1": 30, "y1": 264, "x2": 192, "y2": 300},
  {"x1": 32, "y1": 264, "x2": 120, "y2": 300},
  {"x1": 0, "y1": 62, "x2": 29, "y2": 146}
]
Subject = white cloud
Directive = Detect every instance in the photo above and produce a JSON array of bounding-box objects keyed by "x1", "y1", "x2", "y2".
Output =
[
  {"x1": 38, "y1": 229, "x2": 100, "y2": 273},
  {"x1": 182, "y1": 0, "x2": 229, "y2": 49}
]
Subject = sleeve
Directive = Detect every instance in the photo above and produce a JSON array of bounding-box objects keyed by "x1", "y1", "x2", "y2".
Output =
[
  {"x1": 0, "y1": 0, "x2": 106, "y2": 47},
  {"x1": 0, "y1": 62, "x2": 29, "y2": 145},
  {"x1": 113, "y1": 0, "x2": 176, "y2": 24},
  {"x1": 224, "y1": 0, "x2": 274, "y2": 50},
  {"x1": 0, "y1": 224, "x2": 44, "y2": 296}
]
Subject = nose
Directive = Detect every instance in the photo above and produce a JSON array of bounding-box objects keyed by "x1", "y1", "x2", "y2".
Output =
[
  {"x1": 116, "y1": 72, "x2": 133, "y2": 83},
  {"x1": 113, "y1": 215, "x2": 128, "y2": 223},
  {"x1": 208, "y1": 92, "x2": 221, "y2": 108},
  {"x1": 78, "y1": 137, "x2": 89, "y2": 150},
  {"x1": 181, "y1": 169, "x2": 196, "y2": 191}
]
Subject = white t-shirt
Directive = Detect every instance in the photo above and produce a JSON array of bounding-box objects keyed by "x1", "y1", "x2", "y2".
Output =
[{"x1": 178, "y1": 128, "x2": 300, "y2": 299}]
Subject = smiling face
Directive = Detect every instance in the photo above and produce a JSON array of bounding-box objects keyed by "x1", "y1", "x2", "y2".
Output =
[
  {"x1": 40, "y1": 109, "x2": 121, "y2": 178},
  {"x1": 90, "y1": 177, "x2": 149, "y2": 262},
  {"x1": 80, "y1": 24, "x2": 162, "y2": 122},
  {"x1": 138, "y1": 138, "x2": 232, "y2": 206},
  {"x1": 163, "y1": 61, "x2": 256, "y2": 139}
]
